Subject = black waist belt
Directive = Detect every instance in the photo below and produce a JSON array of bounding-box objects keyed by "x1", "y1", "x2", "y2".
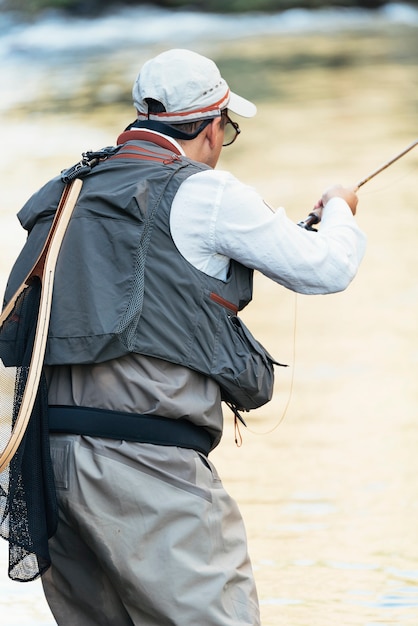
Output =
[{"x1": 48, "y1": 405, "x2": 213, "y2": 456}]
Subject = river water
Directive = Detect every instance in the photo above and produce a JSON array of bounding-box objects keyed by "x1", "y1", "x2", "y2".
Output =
[{"x1": 1, "y1": 3, "x2": 418, "y2": 625}]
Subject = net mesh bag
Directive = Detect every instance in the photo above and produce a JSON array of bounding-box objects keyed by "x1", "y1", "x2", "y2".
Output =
[{"x1": 0, "y1": 278, "x2": 57, "y2": 581}]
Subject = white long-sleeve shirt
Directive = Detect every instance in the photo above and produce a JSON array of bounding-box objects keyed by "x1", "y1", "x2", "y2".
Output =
[{"x1": 169, "y1": 143, "x2": 366, "y2": 293}]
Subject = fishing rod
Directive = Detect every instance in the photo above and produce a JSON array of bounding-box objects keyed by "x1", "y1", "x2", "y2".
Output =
[{"x1": 298, "y1": 139, "x2": 418, "y2": 231}]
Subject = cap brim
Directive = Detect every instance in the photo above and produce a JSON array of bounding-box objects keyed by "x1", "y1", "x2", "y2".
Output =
[{"x1": 228, "y1": 91, "x2": 257, "y2": 118}]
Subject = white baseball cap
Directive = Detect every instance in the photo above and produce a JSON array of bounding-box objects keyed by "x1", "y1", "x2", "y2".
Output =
[{"x1": 132, "y1": 49, "x2": 257, "y2": 123}]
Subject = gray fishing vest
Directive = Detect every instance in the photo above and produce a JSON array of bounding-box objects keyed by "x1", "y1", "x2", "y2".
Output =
[{"x1": 4, "y1": 136, "x2": 280, "y2": 410}]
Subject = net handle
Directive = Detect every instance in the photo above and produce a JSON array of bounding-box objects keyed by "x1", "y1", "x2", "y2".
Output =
[{"x1": 0, "y1": 178, "x2": 83, "y2": 472}]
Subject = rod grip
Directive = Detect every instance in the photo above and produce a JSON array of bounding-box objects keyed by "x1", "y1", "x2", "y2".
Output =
[{"x1": 297, "y1": 211, "x2": 321, "y2": 231}]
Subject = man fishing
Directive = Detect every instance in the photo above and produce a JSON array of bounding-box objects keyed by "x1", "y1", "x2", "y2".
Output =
[{"x1": 3, "y1": 48, "x2": 366, "y2": 625}]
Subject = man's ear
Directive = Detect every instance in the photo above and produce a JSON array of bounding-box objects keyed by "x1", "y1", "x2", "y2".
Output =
[{"x1": 206, "y1": 117, "x2": 221, "y2": 148}]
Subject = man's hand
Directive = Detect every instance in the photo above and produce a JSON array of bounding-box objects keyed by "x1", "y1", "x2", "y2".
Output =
[
  {"x1": 321, "y1": 184, "x2": 359, "y2": 216},
  {"x1": 298, "y1": 184, "x2": 359, "y2": 231}
]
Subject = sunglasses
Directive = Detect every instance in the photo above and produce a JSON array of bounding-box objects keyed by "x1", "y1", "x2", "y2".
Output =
[{"x1": 222, "y1": 112, "x2": 241, "y2": 147}]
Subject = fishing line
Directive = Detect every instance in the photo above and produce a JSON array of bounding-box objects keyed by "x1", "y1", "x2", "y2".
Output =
[
  {"x1": 353, "y1": 165, "x2": 417, "y2": 196},
  {"x1": 298, "y1": 139, "x2": 418, "y2": 230},
  {"x1": 234, "y1": 139, "x2": 417, "y2": 443},
  {"x1": 243, "y1": 292, "x2": 298, "y2": 437}
]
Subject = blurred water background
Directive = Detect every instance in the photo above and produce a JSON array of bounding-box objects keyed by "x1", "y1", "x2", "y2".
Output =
[{"x1": 1, "y1": 3, "x2": 418, "y2": 625}]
